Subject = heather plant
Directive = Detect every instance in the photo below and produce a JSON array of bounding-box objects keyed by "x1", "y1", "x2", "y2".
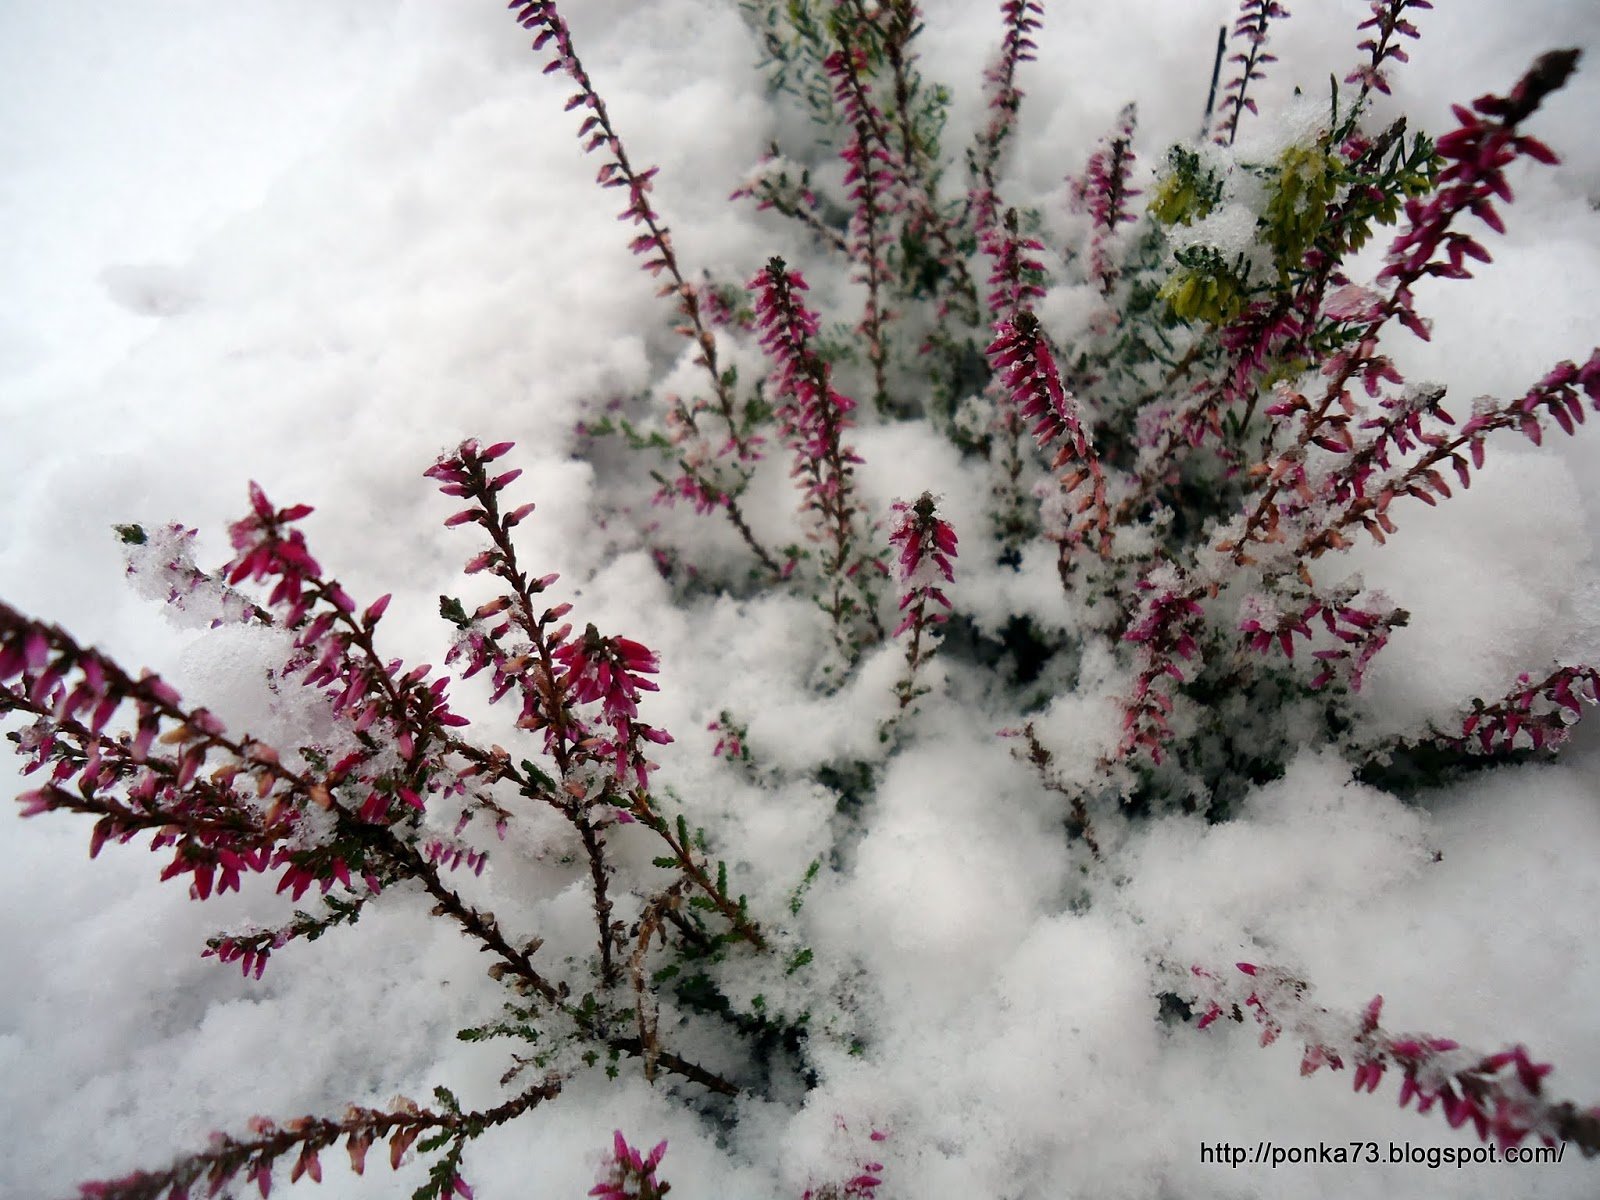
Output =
[{"x1": 6, "y1": 0, "x2": 1600, "y2": 1195}]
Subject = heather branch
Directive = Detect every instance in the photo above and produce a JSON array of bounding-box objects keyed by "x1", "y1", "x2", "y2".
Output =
[
  {"x1": 9, "y1": 500, "x2": 739, "y2": 1095},
  {"x1": 1345, "y1": 0, "x2": 1433, "y2": 108},
  {"x1": 825, "y1": 39, "x2": 896, "y2": 413},
  {"x1": 987, "y1": 310, "x2": 1112, "y2": 564},
  {"x1": 511, "y1": 0, "x2": 781, "y2": 577},
  {"x1": 1188, "y1": 962, "x2": 1600, "y2": 1155},
  {"x1": 1211, "y1": 1, "x2": 1290, "y2": 147},
  {"x1": 1454, "y1": 664, "x2": 1600, "y2": 754},
  {"x1": 966, "y1": 0, "x2": 1043, "y2": 236},
  {"x1": 1068, "y1": 104, "x2": 1141, "y2": 294},
  {"x1": 1297, "y1": 352, "x2": 1600, "y2": 559},
  {"x1": 1224, "y1": 51, "x2": 1579, "y2": 569},
  {"x1": 1, "y1": 594, "x2": 570, "y2": 1006},
  {"x1": 751, "y1": 257, "x2": 887, "y2": 653},
  {"x1": 887, "y1": 493, "x2": 957, "y2": 709},
  {"x1": 75, "y1": 1079, "x2": 564, "y2": 1200}
]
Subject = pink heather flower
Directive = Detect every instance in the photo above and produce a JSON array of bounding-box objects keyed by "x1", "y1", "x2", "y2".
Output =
[
  {"x1": 980, "y1": 213, "x2": 1047, "y2": 324},
  {"x1": 1376, "y1": 50, "x2": 1577, "y2": 344},
  {"x1": 224, "y1": 483, "x2": 322, "y2": 626},
  {"x1": 748, "y1": 256, "x2": 885, "y2": 646},
  {"x1": 888, "y1": 493, "x2": 957, "y2": 639},
  {"x1": 589, "y1": 1131, "x2": 669, "y2": 1200},
  {"x1": 1119, "y1": 566, "x2": 1207, "y2": 762},
  {"x1": 1238, "y1": 588, "x2": 1403, "y2": 690},
  {"x1": 552, "y1": 625, "x2": 673, "y2": 789}
]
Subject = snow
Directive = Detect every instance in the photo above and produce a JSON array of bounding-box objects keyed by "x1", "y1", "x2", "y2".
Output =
[{"x1": 4, "y1": 2, "x2": 1600, "y2": 1198}]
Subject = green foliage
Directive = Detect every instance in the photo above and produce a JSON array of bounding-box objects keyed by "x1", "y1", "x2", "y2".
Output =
[
  {"x1": 740, "y1": 0, "x2": 844, "y2": 131},
  {"x1": 789, "y1": 858, "x2": 821, "y2": 915}
]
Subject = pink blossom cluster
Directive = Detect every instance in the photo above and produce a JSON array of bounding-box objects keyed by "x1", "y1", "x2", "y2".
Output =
[
  {"x1": 553, "y1": 627, "x2": 673, "y2": 792},
  {"x1": 750, "y1": 260, "x2": 861, "y2": 498},
  {"x1": 589, "y1": 1131, "x2": 670, "y2": 1200},
  {"x1": 801, "y1": 1128, "x2": 887, "y2": 1200},
  {"x1": 888, "y1": 493, "x2": 957, "y2": 708},
  {"x1": 889, "y1": 493, "x2": 958, "y2": 637},
  {"x1": 1190, "y1": 963, "x2": 1600, "y2": 1154},
  {"x1": 980, "y1": 211, "x2": 1047, "y2": 325},
  {"x1": 707, "y1": 711, "x2": 748, "y2": 763},
  {"x1": 2, "y1": 603, "x2": 296, "y2": 906},
  {"x1": 749, "y1": 257, "x2": 885, "y2": 646}
]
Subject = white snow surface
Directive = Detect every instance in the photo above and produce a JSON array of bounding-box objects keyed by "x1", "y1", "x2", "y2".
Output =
[{"x1": 3, "y1": 2, "x2": 1600, "y2": 1198}]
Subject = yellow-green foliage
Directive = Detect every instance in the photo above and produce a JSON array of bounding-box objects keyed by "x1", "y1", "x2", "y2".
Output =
[
  {"x1": 1149, "y1": 171, "x2": 1211, "y2": 228},
  {"x1": 1263, "y1": 143, "x2": 1339, "y2": 279},
  {"x1": 1158, "y1": 264, "x2": 1248, "y2": 325},
  {"x1": 1148, "y1": 148, "x2": 1221, "y2": 228}
]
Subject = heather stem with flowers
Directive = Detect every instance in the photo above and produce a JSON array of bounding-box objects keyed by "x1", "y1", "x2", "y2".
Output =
[{"x1": 888, "y1": 492, "x2": 957, "y2": 710}]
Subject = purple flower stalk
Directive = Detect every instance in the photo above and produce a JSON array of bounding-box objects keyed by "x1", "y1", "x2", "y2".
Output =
[
  {"x1": 825, "y1": 41, "x2": 900, "y2": 413},
  {"x1": 1378, "y1": 49, "x2": 1578, "y2": 340},
  {"x1": 1457, "y1": 664, "x2": 1600, "y2": 754},
  {"x1": 1237, "y1": 587, "x2": 1405, "y2": 690},
  {"x1": 1118, "y1": 565, "x2": 1206, "y2": 761}
]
